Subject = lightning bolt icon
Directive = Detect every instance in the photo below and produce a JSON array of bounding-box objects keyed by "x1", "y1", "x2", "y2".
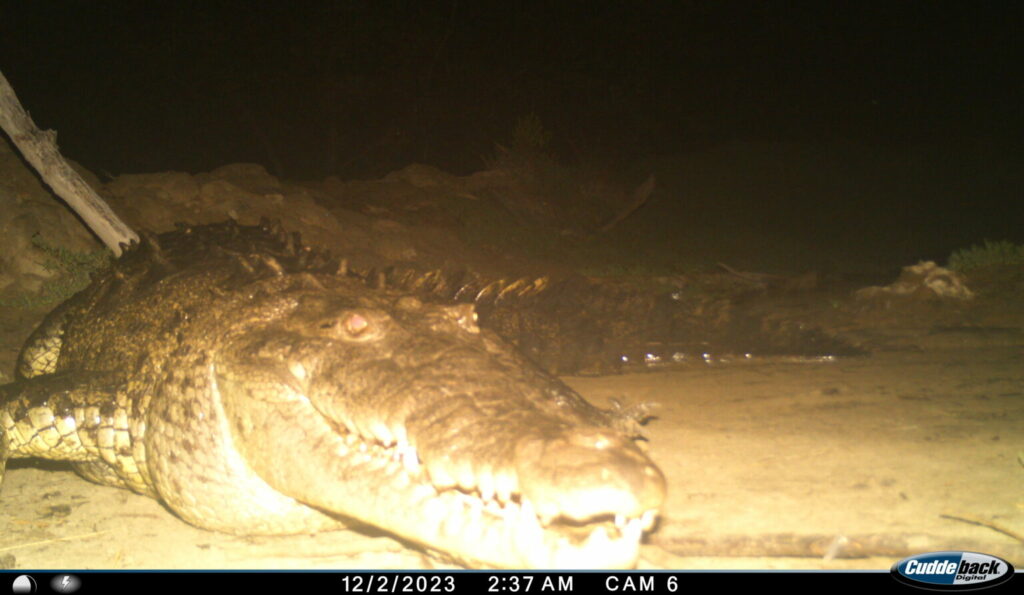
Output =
[{"x1": 61, "y1": 576, "x2": 71, "y2": 591}]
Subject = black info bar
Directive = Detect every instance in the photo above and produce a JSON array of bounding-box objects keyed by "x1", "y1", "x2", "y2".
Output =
[{"x1": 11, "y1": 570, "x2": 1020, "y2": 594}]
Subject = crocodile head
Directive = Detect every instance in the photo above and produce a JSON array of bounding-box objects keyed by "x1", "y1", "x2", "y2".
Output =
[{"x1": 211, "y1": 279, "x2": 665, "y2": 568}]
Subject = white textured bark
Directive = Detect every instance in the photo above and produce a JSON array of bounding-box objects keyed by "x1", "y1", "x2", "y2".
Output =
[{"x1": 0, "y1": 69, "x2": 138, "y2": 255}]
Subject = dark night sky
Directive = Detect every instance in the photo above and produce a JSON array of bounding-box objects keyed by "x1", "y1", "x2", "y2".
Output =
[
  {"x1": 2, "y1": 2, "x2": 1018, "y2": 174},
  {"x1": 1, "y1": 2, "x2": 1021, "y2": 265}
]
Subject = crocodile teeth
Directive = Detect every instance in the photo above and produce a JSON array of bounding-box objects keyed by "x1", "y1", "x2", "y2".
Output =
[
  {"x1": 455, "y1": 462, "x2": 476, "y2": 493},
  {"x1": 370, "y1": 421, "x2": 395, "y2": 446},
  {"x1": 400, "y1": 445, "x2": 421, "y2": 475},
  {"x1": 536, "y1": 501, "x2": 559, "y2": 526},
  {"x1": 494, "y1": 471, "x2": 517, "y2": 503},
  {"x1": 641, "y1": 509, "x2": 658, "y2": 530},
  {"x1": 465, "y1": 499, "x2": 485, "y2": 535},
  {"x1": 516, "y1": 499, "x2": 543, "y2": 556},
  {"x1": 585, "y1": 524, "x2": 612, "y2": 551},
  {"x1": 484, "y1": 499, "x2": 504, "y2": 517},
  {"x1": 624, "y1": 517, "x2": 643, "y2": 543},
  {"x1": 426, "y1": 461, "x2": 457, "y2": 489},
  {"x1": 335, "y1": 414, "x2": 357, "y2": 436},
  {"x1": 519, "y1": 497, "x2": 535, "y2": 521},
  {"x1": 390, "y1": 423, "x2": 408, "y2": 445},
  {"x1": 500, "y1": 499, "x2": 518, "y2": 524},
  {"x1": 412, "y1": 482, "x2": 438, "y2": 504},
  {"x1": 350, "y1": 418, "x2": 376, "y2": 444},
  {"x1": 478, "y1": 471, "x2": 496, "y2": 502},
  {"x1": 324, "y1": 413, "x2": 656, "y2": 568}
]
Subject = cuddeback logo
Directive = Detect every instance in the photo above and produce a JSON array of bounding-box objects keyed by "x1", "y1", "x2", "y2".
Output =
[{"x1": 892, "y1": 551, "x2": 1014, "y2": 590}]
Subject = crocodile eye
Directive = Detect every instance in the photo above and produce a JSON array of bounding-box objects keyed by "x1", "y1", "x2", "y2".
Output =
[
  {"x1": 343, "y1": 312, "x2": 370, "y2": 337},
  {"x1": 316, "y1": 310, "x2": 383, "y2": 341}
]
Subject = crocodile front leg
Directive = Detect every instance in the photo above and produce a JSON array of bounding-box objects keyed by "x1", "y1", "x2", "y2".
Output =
[
  {"x1": 16, "y1": 304, "x2": 71, "y2": 380},
  {"x1": 0, "y1": 372, "x2": 152, "y2": 496}
]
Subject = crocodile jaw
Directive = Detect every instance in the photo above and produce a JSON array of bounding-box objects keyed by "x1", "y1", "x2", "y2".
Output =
[
  {"x1": 214, "y1": 365, "x2": 662, "y2": 568},
  {"x1": 313, "y1": 431, "x2": 656, "y2": 569}
]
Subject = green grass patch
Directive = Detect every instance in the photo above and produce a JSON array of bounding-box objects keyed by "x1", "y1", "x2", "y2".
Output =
[
  {"x1": 0, "y1": 237, "x2": 110, "y2": 308},
  {"x1": 948, "y1": 239, "x2": 1024, "y2": 272}
]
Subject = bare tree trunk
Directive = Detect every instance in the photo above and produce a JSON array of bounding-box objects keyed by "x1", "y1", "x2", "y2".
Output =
[{"x1": 0, "y1": 69, "x2": 138, "y2": 255}]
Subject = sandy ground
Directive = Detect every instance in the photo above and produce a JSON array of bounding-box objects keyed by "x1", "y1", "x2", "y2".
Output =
[{"x1": 2, "y1": 342, "x2": 1021, "y2": 571}]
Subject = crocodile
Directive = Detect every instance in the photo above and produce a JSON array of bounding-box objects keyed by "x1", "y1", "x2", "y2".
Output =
[
  {"x1": 370, "y1": 263, "x2": 865, "y2": 376},
  {"x1": 0, "y1": 220, "x2": 664, "y2": 568}
]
